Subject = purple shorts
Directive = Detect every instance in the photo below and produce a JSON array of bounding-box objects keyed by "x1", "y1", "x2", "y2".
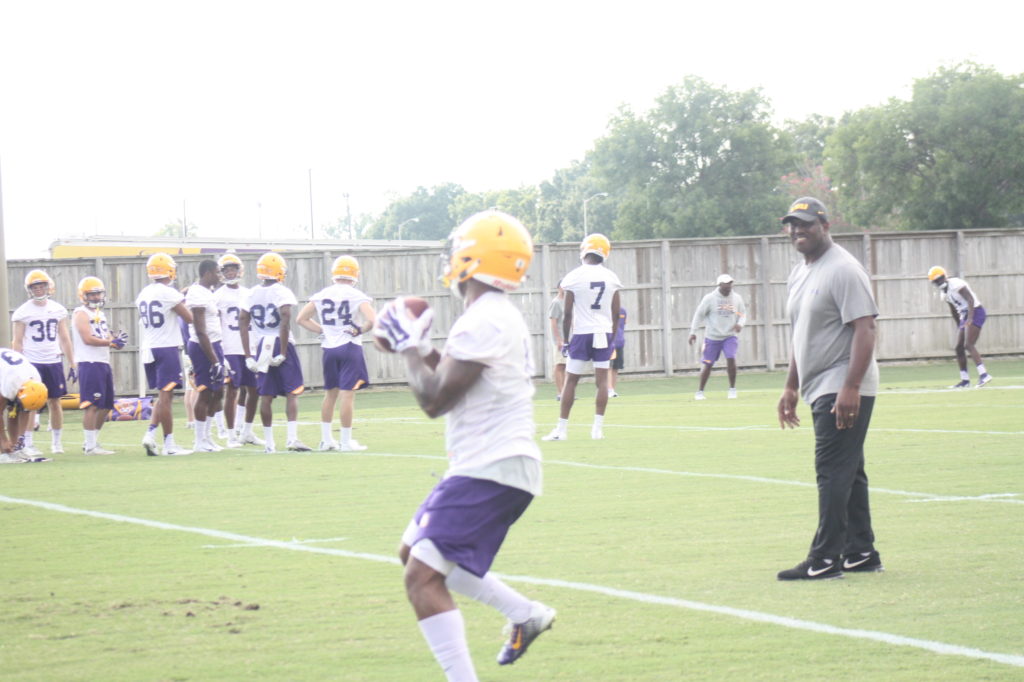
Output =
[
  {"x1": 145, "y1": 346, "x2": 183, "y2": 391},
  {"x1": 322, "y1": 344, "x2": 369, "y2": 391},
  {"x1": 187, "y1": 340, "x2": 225, "y2": 392},
  {"x1": 701, "y1": 336, "x2": 739, "y2": 366},
  {"x1": 224, "y1": 354, "x2": 257, "y2": 388},
  {"x1": 407, "y1": 475, "x2": 533, "y2": 578},
  {"x1": 959, "y1": 306, "x2": 987, "y2": 330},
  {"x1": 78, "y1": 361, "x2": 115, "y2": 410},
  {"x1": 567, "y1": 333, "x2": 615, "y2": 363},
  {"x1": 32, "y1": 362, "x2": 66, "y2": 399},
  {"x1": 255, "y1": 339, "x2": 305, "y2": 397}
]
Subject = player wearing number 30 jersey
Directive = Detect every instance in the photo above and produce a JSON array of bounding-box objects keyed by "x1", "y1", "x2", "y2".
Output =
[
  {"x1": 136, "y1": 253, "x2": 194, "y2": 456},
  {"x1": 543, "y1": 233, "x2": 622, "y2": 441}
]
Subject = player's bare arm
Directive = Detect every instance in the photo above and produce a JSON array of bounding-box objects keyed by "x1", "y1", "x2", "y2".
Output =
[
  {"x1": 403, "y1": 352, "x2": 484, "y2": 419},
  {"x1": 778, "y1": 354, "x2": 800, "y2": 429},
  {"x1": 295, "y1": 302, "x2": 322, "y2": 335},
  {"x1": 11, "y1": 322, "x2": 26, "y2": 353},
  {"x1": 562, "y1": 290, "x2": 575, "y2": 343}
]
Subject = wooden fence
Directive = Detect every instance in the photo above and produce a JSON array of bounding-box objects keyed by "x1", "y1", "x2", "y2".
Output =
[{"x1": 6, "y1": 228, "x2": 1022, "y2": 394}]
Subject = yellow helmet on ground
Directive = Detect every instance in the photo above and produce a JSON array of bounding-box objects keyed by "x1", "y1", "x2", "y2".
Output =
[
  {"x1": 146, "y1": 253, "x2": 177, "y2": 280},
  {"x1": 927, "y1": 266, "x2": 946, "y2": 282},
  {"x1": 24, "y1": 270, "x2": 55, "y2": 300},
  {"x1": 332, "y1": 256, "x2": 360, "y2": 282},
  {"x1": 218, "y1": 253, "x2": 244, "y2": 284},
  {"x1": 17, "y1": 379, "x2": 48, "y2": 411},
  {"x1": 441, "y1": 210, "x2": 533, "y2": 292},
  {"x1": 256, "y1": 252, "x2": 287, "y2": 281},
  {"x1": 580, "y1": 233, "x2": 611, "y2": 261},
  {"x1": 77, "y1": 276, "x2": 106, "y2": 309}
]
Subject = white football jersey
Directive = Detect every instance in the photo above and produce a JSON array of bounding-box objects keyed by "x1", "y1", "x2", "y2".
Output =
[
  {"x1": 309, "y1": 283, "x2": 372, "y2": 348},
  {"x1": 215, "y1": 284, "x2": 251, "y2": 355},
  {"x1": 442, "y1": 292, "x2": 541, "y2": 484},
  {"x1": 0, "y1": 349, "x2": 43, "y2": 402},
  {"x1": 135, "y1": 283, "x2": 186, "y2": 349},
  {"x1": 943, "y1": 277, "x2": 982, "y2": 316},
  {"x1": 185, "y1": 283, "x2": 222, "y2": 344},
  {"x1": 243, "y1": 282, "x2": 298, "y2": 339},
  {"x1": 559, "y1": 262, "x2": 623, "y2": 334},
  {"x1": 72, "y1": 306, "x2": 111, "y2": 364},
  {"x1": 12, "y1": 299, "x2": 68, "y2": 363}
]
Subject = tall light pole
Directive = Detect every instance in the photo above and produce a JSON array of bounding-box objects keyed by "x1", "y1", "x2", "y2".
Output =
[
  {"x1": 583, "y1": 192, "x2": 608, "y2": 236},
  {"x1": 397, "y1": 217, "x2": 419, "y2": 240},
  {"x1": 308, "y1": 168, "x2": 314, "y2": 239}
]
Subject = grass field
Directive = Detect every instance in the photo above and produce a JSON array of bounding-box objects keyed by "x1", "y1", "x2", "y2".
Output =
[{"x1": 2, "y1": 358, "x2": 1023, "y2": 681}]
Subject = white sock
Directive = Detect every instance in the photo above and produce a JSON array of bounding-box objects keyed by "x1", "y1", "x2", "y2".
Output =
[
  {"x1": 164, "y1": 433, "x2": 176, "y2": 448},
  {"x1": 242, "y1": 421, "x2": 254, "y2": 437},
  {"x1": 287, "y1": 421, "x2": 298, "y2": 442},
  {"x1": 557, "y1": 418, "x2": 568, "y2": 432},
  {"x1": 321, "y1": 422, "x2": 333, "y2": 442},
  {"x1": 417, "y1": 610, "x2": 478, "y2": 682},
  {"x1": 341, "y1": 427, "x2": 353, "y2": 445},
  {"x1": 213, "y1": 411, "x2": 225, "y2": 431},
  {"x1": 235, "y1": 405, "x2": 246, "y2": 428},
  {"x1": 196, "y1": 419, "x2": 208, "y2": 444},
  {"x1": 24, "y1": 431, "x2": 34, "y2": 447},
  {"x1": 51, "y1": 428, "x2": 62, "y2": 447},
  {"x1": 445, "y1": 568, "x2": 532, "y2": 623},
  {"x1": 960, "y1": 369, "x2": 970, "y2": 380},
  {"x1": 263, "y1": 425, "x2": 274, "y2": 443},
  {"x1": 84, "y1": 430, "x2": 97, "y2": 449},
  {"x1": 593, "y1": 414, "x2": 604, "y2": 428},
  {"x1": 977, "y1": 363, "x2": 987, "y2": 375}
]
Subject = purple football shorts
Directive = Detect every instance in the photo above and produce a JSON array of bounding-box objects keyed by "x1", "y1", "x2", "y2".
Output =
[
  {"x1": 32, "y1": 362, "x2": 66, "y2": 399},
  {"x1": 78, "y1": 361, "x2": 115, "y2": 410},
  {"x1": 701, "y1": 335, "x2": 739, "y2": 366},
  {"x1": 405, "y1": 475, "x2": 533, "y2": 578},
  {"x1": 322, "y1": 343, "x2": 369, "y2": 391},
  {"x1": 145, "y1": 346, "x2": 183, "y2": 391},
  {"x1": 186, "y1": 340, "x2": 225, "y2": 392},
  {"x1": 959, "y1": 306, "x2": 987, "y2": 330},
  {"x1": 567, "y1": 332, "x2": 615, "y2": 363},
  {"x1": 224, "y1": 353, "x2": 257, "y2": 388},
  {"x1": 255, "y1": 339, "x2": 305, "y2": 397}
]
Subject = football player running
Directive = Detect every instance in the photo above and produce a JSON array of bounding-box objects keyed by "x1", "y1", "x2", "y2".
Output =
[
  {"x1": 11, "y1": 270, "x2": 74, "y2": 456},
  {"x1": 136, "y1": 253, "x2": 194, "y2": 456},
  {"x1": 377, "y1": 210, "x2": 555, "y2": 681},
  {"x1": 214, "y1": 254, "x2": 263, "y2": 447},
  {"x1": 239, "y1": 252, "x2": 310, "y2": 453},
  {"x1": 543, "y1": 233, "x2": 622, "y2": 441},
  {"x1": 296, "y1": 255, "x2": 376, "y2": 452}
]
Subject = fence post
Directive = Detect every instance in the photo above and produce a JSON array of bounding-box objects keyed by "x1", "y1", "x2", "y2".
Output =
[
  {"x1": 540, "y1": 244, "x2": 552, "y2": 381},
  {"x1": 759, "y1": 237, "x2": 775, "y2": 371},
  {"x1": 660, "y1": 239, "x2": 673, "y2": 376},
  {"x1": 955, "y1": 230, "x2": 966, "y2": 277}
]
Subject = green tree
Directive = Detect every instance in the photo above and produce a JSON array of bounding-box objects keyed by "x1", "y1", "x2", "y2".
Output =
[
  {"x1": 364, "y1": 183, "x2": 467, "y2": 241},
  {"x1": 156, "y1": 219, "x2": 197, "y2": 238},
  {"x1": 826, "y1": 63, "x2": 1024, "y2": 229},
  {"x1": 587, "y1": 77, "x2": 793, "y2": 239}
]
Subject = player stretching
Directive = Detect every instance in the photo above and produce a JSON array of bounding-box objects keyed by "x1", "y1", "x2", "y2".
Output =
[
  {"x1": 214, "y1": 254, "x2": 263, "y2": 447},
  {"x1": 11, "y1": 270, "x2": 74, "y2": 456},
  {"x1": 239, "y1": 252, "x2": 310, "y2": 453},
  {"x1": 137, "y1": 253, "x2": 193, "y2": 456},
  {"x1": 0, "y1": 348, "x2": 49, "y2": 464},
  {"x1": 377, "y1": 210, "x2": 555, "y2": 681},
  {"x1": 71, "y1": 277, "x2": 127, "y2": 455},
  {"x1": 543, "y1": 233, "x2": 622, "y2": 441},
  {"x1": 297, "y1": 255, "x2": 376, "y2": 452},
  {"x1": 927, "y1": 266, "x2": 992, "y2": 388}
]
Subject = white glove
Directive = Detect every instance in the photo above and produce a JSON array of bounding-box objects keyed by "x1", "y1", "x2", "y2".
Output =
[
  {"x1": 374, "y1": 298, "x2": 434, "y2": 355},
  {"x1": 245, "y1": 356, "x2": 258, "y2": 372},
  {"x1": 270, "y1": 353, "x2": 287, "y2": 366}
]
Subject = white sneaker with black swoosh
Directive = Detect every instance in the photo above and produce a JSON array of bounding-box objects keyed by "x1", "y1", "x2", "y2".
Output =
[
  {"x1": 841, "y1": 550, "x2": 884, "y2": 573},
  {"x1": 777, "y1": 556, "x2": 844, "y2": 581}
]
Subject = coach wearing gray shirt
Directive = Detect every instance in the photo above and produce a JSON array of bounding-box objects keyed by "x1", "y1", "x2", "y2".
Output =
[{"x1": 776, "y1": 197, "x2": 883, "y2": 581}]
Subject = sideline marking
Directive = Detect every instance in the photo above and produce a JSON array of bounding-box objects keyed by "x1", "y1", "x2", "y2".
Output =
[{"x1": 2, "y1": 494, "x2": 1022, "y2": 669}]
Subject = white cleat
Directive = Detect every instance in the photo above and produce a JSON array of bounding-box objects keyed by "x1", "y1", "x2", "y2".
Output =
[
  {"x1": 286, "y1": 440, "x2": 312, "y2": 452},
  {"x1": 609, "y1": 390, "x2": 619, "y2": 398},
  {"x1": 142, "y1": 433, "x2": 160, "y2": 457},
  {"x1": 161, "y1": 445, "x2": 193, "y2": 456},
  {"x1": 727, "y1": 388, "x2": 737, "y2": 399},
  {"x1": 319, "y1": 440, "x2": 341, "y2": 452},
  {"x1": 242, "y1": 433, "x2": 266, "y2": 447},
  {"x1": 203, "y1": 439, "x2": 224, "y2": 452},
  {"x1": 83, "y1": 446, "x2": 115, "y2": 456},
  {"x1": 263, "y1": 443, "x2": 277, "y2": 454},
  {"x1": 340, "y1": 439, "x2": 368, "y2": 452},
  {"x1": 0, "y1": 453, "x2": 27, "y2": 464},
  {"x1": 51, "y1": 444, "x2": 65, "y2": 455},
  {"x1": 591, "y1": 427, "x2": 604, "y2": 440},
  {"x1": 225, "y1": 438, "x2": 244, "y2": 449},
  {"x1": 694, "y1": 390, "x2": 706, "y2": 401},
  {"x1": 541, "y1": 429, "x2": 568, "y2": 441},
  {"x1": 21, "y1": 444, "x2": 43, "y2": 457}
]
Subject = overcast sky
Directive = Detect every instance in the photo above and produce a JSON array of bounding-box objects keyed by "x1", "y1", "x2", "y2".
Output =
[{"x1": 2, "y1": 0, "x2": 1022, "y2": 259}]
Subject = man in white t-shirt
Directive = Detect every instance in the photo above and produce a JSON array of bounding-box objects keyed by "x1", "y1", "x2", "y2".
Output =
[
  {"x1": 136, "y1": 253, "x2": 194, "y2": 456},
  {"x1": 11, "y1": 269, "x2": 74, "y2": 455},
  {"x1": 0, "y1": 348, "x2": 49, "y2": 463},
  {"x1": 239, "y1": 252, "x2": 310, "y2": 453},
  {"x1": 214, "y1": 254, "x2": 263, "y2": 447},
  {"x1": 185, "y1": 260, "x2": 226, "y2": 452},
  {"x1": 296, "y1": 255, "x2": 376, "y2": 452},
  {"x1": 375, "y1": 210, "x2": 555, "y2": 681},
  {"x1": 543, "y1": 233, "x2": 622, "y2": 441},
  {"x1": 927, "y1": 266, "x2": 992, "y2": 388}
]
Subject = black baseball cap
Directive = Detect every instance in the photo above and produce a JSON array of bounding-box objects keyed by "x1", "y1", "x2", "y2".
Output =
[{"x1": 782, "y1": 197, "x2": 829, "y2": 224}]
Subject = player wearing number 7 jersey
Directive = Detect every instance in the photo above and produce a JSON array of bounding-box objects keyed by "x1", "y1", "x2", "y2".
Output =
[
  {"x1": 543, "y1": 233, "x2": 622, "y2": 441},
  {"x1": 239, "y1": 252, "x2": 309, "y2": 453},
  {"x1": 11, "y1": 270, "x2": 74, "y2": 456},
  {"x1": 296, "y1": 255, "x2": 376, "y2": 452},
  {"x1": 136, "y1": 253, "x2": 194, "y2": 456}
]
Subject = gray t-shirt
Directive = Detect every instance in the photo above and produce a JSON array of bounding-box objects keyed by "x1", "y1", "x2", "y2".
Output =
[
  {"x1": 689, "y1": 290, "x2": 746, "y2": 340},
  {"x1": 547, "y1": 296, "x2": 564, "y2": 323},
  {"x1": 787, "y1": 243, "x2": 879, "y2": 405}
]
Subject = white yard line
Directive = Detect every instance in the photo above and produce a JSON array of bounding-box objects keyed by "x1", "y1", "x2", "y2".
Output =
[{"x1": 2, "y1": 494, "x2": 1022, "y2": 669}]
